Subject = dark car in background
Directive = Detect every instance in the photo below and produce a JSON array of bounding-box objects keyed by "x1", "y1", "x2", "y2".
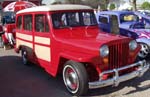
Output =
[{"x1": 2, "y1": 11, "x2": 15, "y2": 24}]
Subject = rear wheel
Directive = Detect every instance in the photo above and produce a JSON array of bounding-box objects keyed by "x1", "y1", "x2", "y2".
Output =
[
  {"x1": 21, "y1": 49, "x2": 29, "y2": 65},
  {"x1": 63, "y1": 60, "x2": 88, "y2": 96}
]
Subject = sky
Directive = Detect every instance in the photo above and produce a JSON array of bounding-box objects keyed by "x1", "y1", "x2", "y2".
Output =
[
  {"x1": 42, "y1": 0, "x2": 150, "y2": 5},
  {"x1": 42, "y1": 0, "x2": 58, "y2": 5}
]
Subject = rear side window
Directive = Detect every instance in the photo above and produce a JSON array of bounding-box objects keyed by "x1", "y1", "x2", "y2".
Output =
[
  {"x1": 16, "y1": 16, "x2": 22, "y2": 29},
  {"x1": 24, "y1": 15, "x2": 32, "y2": 31},
  {"x1": 35, "y1": 14, "x2": 49, "y2": 32}
]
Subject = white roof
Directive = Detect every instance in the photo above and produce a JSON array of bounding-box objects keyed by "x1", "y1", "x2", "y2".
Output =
[{"x1": 17, "y1": 4, "x2": 92, "y2": 14}]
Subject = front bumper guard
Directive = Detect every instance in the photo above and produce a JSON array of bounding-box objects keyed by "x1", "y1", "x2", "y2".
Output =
[{"x1": 89, "y1": 60, "x2": 149, "y2": 89}]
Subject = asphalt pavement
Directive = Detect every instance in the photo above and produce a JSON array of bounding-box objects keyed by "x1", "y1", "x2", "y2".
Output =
[{"x1": 0, "y1": 48, "x2": 149, "y2": 97}]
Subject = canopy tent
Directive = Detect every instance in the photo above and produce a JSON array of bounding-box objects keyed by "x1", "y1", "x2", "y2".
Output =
[{"x1": 3, "y1": 1, "x2": 37, "y2": 12}]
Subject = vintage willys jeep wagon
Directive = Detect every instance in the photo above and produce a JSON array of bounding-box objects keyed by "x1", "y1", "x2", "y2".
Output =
[{"x1": 15, "y1": 5, "x2": 149, "y2": 96}]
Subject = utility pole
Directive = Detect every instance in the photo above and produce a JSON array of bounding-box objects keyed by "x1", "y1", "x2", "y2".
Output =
[{"x1": 129, "y1": 0, "x2": 137, "y2": 11}]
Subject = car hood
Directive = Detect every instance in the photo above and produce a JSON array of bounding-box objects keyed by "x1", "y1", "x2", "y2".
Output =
[
  {"x1": 53, "y1": 26, "x2": 128, "y2": 52},
  {"x1": 130, "y1": 29, "x2": 150, "y2": 39}
]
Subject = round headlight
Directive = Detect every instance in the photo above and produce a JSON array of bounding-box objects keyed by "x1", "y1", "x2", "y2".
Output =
[
  {"x1": 100, "y1": 45, "x2": 109, "y2": 57},
  {"x1": 129, "y1": 40, "x2": 137, "y2": 51}
]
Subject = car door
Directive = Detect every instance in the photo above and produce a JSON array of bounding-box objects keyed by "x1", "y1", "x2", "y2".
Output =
[
  {"x1": 33, "y1": 13, "x2": 51, "y2": 67},
  {"x1": 98, "y1": 15, "x2": 111, "y2": 33}
]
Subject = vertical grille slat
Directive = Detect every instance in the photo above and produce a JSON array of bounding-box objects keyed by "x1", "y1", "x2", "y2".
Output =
[{"x1": 108, "y1": 41, "x2": 129, "y2": 70}]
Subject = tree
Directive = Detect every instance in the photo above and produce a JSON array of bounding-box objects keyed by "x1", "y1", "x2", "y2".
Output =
[
  {"x1": 99, "y1": 0, "x2": 109, "y2": 10},
  {"x1": 66, "y1": 0, "x2": 82, "y2": 4},
  {"x1": 141, "y1": 2, "x2": 150, "y2": 10},
  {"x1": 52, "y1": 1, "x2": 62, "y2": 4},
  {"x1": 129, "y1": 0, "x2": 136, "y2": 11},
  {"x1": 109, "y1": 3, "x2": 116, "y2": 10},
  {"x1": 82, "y1": 0, "x2": 109, "y2": 10},
  {"x1": 82, "y1": 0, "x2": 100, "y2": 8}
]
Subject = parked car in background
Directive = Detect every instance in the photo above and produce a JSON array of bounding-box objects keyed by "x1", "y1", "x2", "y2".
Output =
[
  {"x1": 97, "y1": 11, "x2": 150, "y2": 59},
  {"x1": 0, "y1": 25, "x2": 4, "y2": 48},
  {"x1": 15, "y1": 5, "x2": 149, "y2": 96},
  {"x1": 0, "y1": 25, "x2": 3, "y2": 35},
  {"x1": 1, "y1": 0, "x2": 37, "y2": 49},
  {"x1": 2, "y1": 11, "x2": 16, "y2": 49},
  {"x1": 138, "y1": 10, "x2": 150, "y2": 17},
  {"x1": 2, "y1": 11, "x2": 15, "y2": 24},
  {"x1": 134, "y1": 11, "x2": 150, "y2": 28}
]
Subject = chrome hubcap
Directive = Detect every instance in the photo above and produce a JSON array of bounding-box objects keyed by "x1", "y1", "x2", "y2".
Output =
[
  {"x1": 63, "y1": 65, "x2": 79, "y2": 93},
  {"x1": 22, "y1": 51, "x2": 27, "y2": 64},
  {"x1": 138, "y1": 44, "x2": 149, "y2": 58}
]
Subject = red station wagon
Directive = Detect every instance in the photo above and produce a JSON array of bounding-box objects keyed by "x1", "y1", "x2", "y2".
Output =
[{"x1": 15, "y1": 4, "x2": 149, "y2": 96}]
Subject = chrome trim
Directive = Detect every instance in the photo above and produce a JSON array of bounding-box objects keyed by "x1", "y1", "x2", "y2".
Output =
[{"x1": 89, "y1": 60, "x2": 149, "y2": 89}]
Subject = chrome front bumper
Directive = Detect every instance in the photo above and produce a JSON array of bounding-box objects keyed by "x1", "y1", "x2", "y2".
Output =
[{"x1": 89, "y1": 60, "x2": 149, "y2": 89}]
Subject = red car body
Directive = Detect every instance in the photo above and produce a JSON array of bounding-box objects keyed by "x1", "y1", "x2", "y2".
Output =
[{"x1": 15, "y1": 4, "x2": 149, "y2": 96}]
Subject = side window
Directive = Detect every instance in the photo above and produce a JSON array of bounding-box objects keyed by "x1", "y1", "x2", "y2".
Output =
[
  {"x1": 24, "y1": 15, "x2": 32, "y2": 31},
  {"x1": 99, "y1": 16, "x2": 108, "y2": 24},
  {"x1": 35, "y1": 14, "x2": 49, "y2": 32},
  {"x1": 17, "y1": 16, "x2": 22, "y2": 29}
]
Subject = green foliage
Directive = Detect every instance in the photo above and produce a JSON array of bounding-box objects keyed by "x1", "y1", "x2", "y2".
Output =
[
  {"x1": 82, "y1": 0, "x2": 100, "y2": 8},
  {"x1": 82, "y1": 0, "x2": 109, "y2": 10},
  {"x1": 129, "y1": 0, "x2": 137, "y2": 11},
  {"x1": 141, "y1": 2, "x2": 150, "y2": 10},
  {"x1": 99, "y1": 0, "x2": 109, "y2": 10},
  {"x1": 109, "y1": 3, "x2": 116, "y2": 10},
  {"x1": 66, "y1": 0, "x2": 81, "y2": 4}
]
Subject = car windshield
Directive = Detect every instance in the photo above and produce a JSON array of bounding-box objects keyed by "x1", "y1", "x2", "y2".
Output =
[
  {"x1": 120, "y1": 14, "x2": 139, "y2": 23},
  {"x1": 52, "y1": 11, "x2": 97, "y2": 28}
]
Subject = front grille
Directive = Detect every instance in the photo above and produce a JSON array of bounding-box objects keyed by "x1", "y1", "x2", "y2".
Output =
[{"x1": 108, "y1": 41, "x2": 129, "y2": 70}]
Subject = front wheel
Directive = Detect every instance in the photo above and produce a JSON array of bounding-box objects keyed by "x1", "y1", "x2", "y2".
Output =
[
  {"x1": 138, "y1": 43, "x2": 149, "y2": 59},
  {"x1": 63, "y1": 61, "x2": 88, "y2": 96}
]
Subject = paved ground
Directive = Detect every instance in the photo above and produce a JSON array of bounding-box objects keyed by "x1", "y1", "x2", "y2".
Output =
[{"x1": 0, "y1": 48, "x2": 149, "y2": 97}]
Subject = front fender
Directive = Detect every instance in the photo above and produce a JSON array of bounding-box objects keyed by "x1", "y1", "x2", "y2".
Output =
[
  {"x1": 50, "y1": 51, "x2": 99, "y2": 77},
  {"x1": 60, "y1": 51, "x2": 96, "y2": 63},
  {"x1": 136, "y1": 38, "x2": 150, "y2": 47}
]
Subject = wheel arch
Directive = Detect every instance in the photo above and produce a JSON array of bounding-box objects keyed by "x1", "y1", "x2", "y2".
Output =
[
  {"x1": 136, "y1": 38, "x2": 150, "y2": 48},
  {"x1": 57, "y1": 55, "x2": 99, "y2": 82}
]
